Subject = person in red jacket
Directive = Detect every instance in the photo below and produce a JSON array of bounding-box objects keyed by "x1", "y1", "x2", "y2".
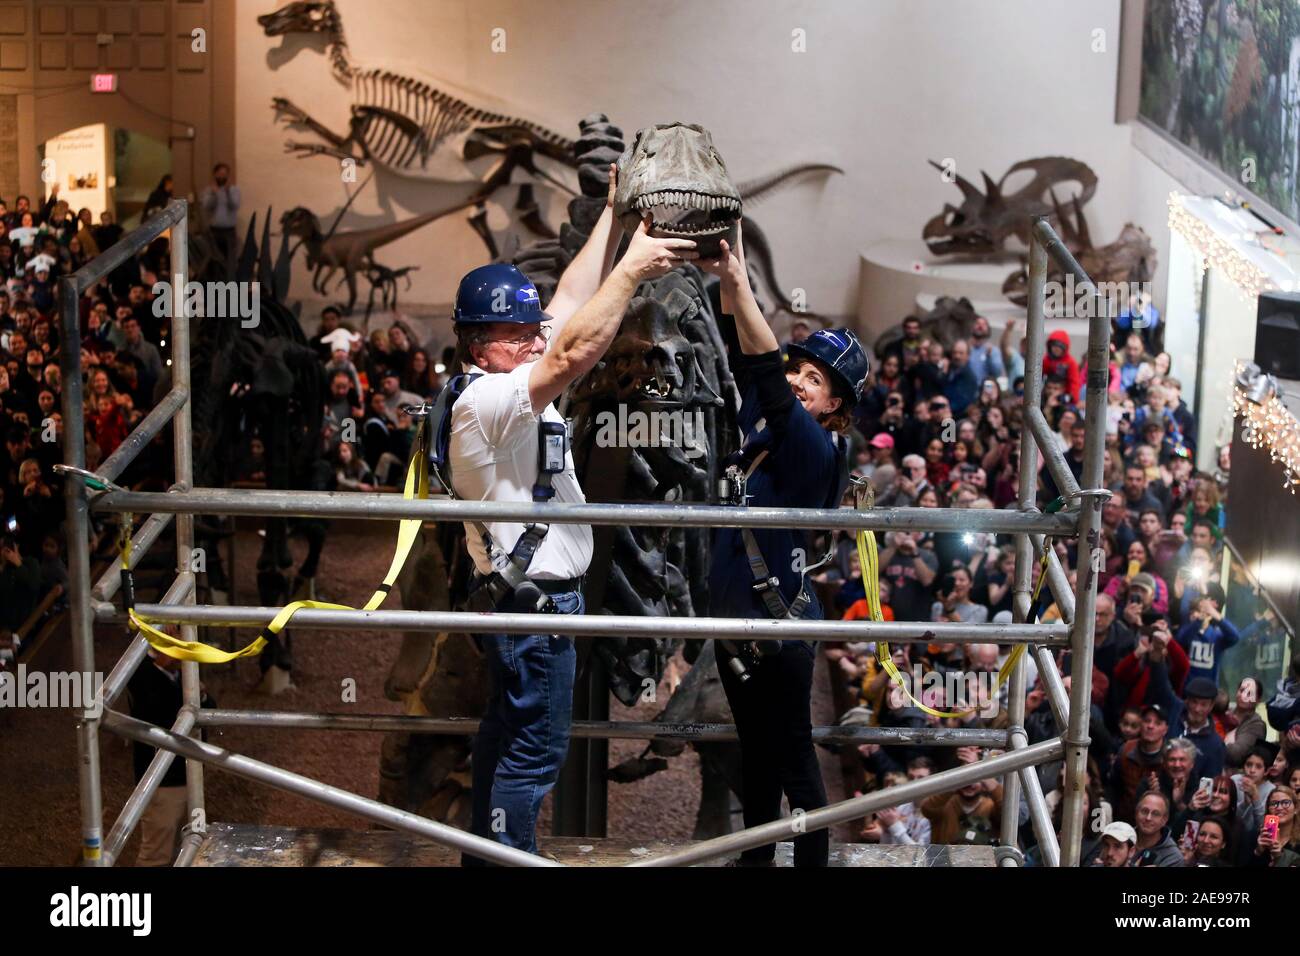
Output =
[
  {"x1": 1043, "y1": 330, "x2": 1082, "y2": 404},
  {"x1": 1111, "y1": 619, "x2": 1188, "y2": 714}
]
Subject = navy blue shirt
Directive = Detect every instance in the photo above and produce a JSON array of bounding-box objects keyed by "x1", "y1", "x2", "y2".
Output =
[{"x1": 709, "y1": 336, "x2": 843, "y2": 621}]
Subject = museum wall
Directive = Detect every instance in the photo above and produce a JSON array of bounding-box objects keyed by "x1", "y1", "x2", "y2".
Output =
[{"x1": 236, "y1": 0, "x2": 1142, "y2": 330}]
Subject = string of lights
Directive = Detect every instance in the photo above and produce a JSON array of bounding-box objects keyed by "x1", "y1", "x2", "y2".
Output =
[
  {"x1": 1167, "y1": 193, "x2": 1278, "y2": 300},
  {"x1": 1233, "y1": 361, "x2": 1300, "y2": 494}
]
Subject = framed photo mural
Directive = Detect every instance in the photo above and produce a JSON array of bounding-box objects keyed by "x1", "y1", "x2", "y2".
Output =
[{"x1": 1139, "y1": 0, "x2": 1300, "y2": 225}]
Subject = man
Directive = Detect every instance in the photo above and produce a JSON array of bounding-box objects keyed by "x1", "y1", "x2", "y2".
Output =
[
  {"x1": 1116, "y1": 290, "x2": 1161, "y2": 350},
  {"x1": 201, "y1": 162, "x2": 241, "y2": 263},
  {"x1": 120, "y1": 316, "x2": 163, "y2": 397},
  {"x1": 94, "y1": 210, "x2": 124, "y2": 252},
  {"x1": 126, "y1": 648, "x2": 192, "y2": 865},
  {"x1": 919, "y1": 749, "x2": 1001, "y2": 845},
  {"x1": 893, "y1": 315, "x2": 923, "y2": 366},
  {"x1": 896, "y1": 453, "x2": 930, "y2": 504},
  {"x1": 311, "y1": 306, "x2": 344, "y2": 361},
  {"x1": 1175, "y1": 584, "x2": 1239, "y2": 688},
  {"x1": 966, "y1": 314, "x2": 1004, "y2": 385},
  {"x1": 1090, "y1": 593, "x2": 1136, "y2": 683},
  {"x1": 941, "y1": 338, "x2": 978, "y2": 416},
  {"x1": 1121, "y1": 464, "x2": 1165, "y2": 525},
  {"x1": 1109, "y1": 703, "x2": 1170, "y2": 824},
  {"x1": 880, "y1": 530, "x2": 938, "y2": 622},
  {"x1": 453, "y1": 170, "x2": 694, "y2": 863},
  {"x1": 1101, "y1": 487, "x2": 1138, "y2": 556},
  {"x1": 1160, "y1": 676, "x2": 1226, "y2": 780},
  {"x1": 781, "y1": 318, "x2": 811, "y2": 357},
  {"x1": 1118, "y1": 332, "x2": 1150, "y2": 392},
  {"x1": 1130, "y1": 791, "x2": 1183, "y2": 866},
  {"x1": 1093, "y1": 821, "x2": 1138, "y2": 867},
  {"x1": 377, "y1": 368, "x2": 422, "y2": 427},
  {"x1": 1043, "y1": 419, "x2": 1086, "y2": 503}
]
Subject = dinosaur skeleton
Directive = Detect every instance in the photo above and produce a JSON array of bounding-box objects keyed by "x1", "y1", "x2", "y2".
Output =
[
  {"x1": 279, "y1": 205, "x2": 439, "y2": 316},
  {"x1": 259, "y1": 1, "x2": 577, "y2": 255},
  {"x1": 384, "y1": 115, "x2": 850, "y2": 836},
  {"x1": 1000, "y1": 197, "x2": 1156, "y2": 309},
  {"x1": 922, "y1": 156, "x2": 1098, "y2": 256}
]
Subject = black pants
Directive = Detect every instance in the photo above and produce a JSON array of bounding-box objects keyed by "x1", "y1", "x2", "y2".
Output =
[{"x1": 717, "y1": 639, "x2": 829, "y2": 866}]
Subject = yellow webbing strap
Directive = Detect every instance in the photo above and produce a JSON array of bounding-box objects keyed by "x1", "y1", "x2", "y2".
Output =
[
  {"x1": 123, "y1": 427, "x2": 430, "y2": 663},
  {"x1": 855, "y1": 527, "x2": 1049, "y2": 719}
]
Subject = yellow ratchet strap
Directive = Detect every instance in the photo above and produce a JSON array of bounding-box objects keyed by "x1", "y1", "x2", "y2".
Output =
[
  {"x1": 123, "y1": 427, "x2": 431, "y2": 663},
  {"x1": 854, "y1": 519, "x2": 1050, "y2": 720}
]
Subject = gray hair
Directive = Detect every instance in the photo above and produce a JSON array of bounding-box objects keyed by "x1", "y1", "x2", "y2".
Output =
[{"x1": 1164, "y1": 737, "x2": 1200, "y2": 761}]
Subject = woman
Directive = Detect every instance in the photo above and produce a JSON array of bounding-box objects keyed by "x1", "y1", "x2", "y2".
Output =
[
  {"x1": 404, "y1": 347, "x2": 439, "y2": 399},
  {"x1": 700, "y1": 224, "x2": 860, "y2": 868},
  {"x1": 923, "y1": 437, "x2": 950, "y2": 490},
  {"x1": 1249, "y1": 785, "x2": 1298, "y2": 867},
  {"x1": 334, "y1": 441, "x2": 375, "y2": 492},
  {"x1": 1222, "y1": 677, "x2": 1267, "y2": 766},
  {"x1": 142, "y1": 175, "x2": 174, "y2": 221},
  {"x1": 1104, "y1": 540, "x2": 1169, "y2": 613},
  {"x1": 1183, "y1": 817, "x2": 1232, "y2": 867}
]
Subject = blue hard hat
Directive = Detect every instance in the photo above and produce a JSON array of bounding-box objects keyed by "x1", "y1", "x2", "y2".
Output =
[
  {"x1": 786, "y1": 328, "x2": 870, "y2": 403},
  {"x1": 453, "y1": 263, "x2": 546, "y2": 324}
]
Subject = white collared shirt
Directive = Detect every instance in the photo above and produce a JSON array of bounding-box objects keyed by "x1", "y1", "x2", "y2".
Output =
[{"x1": 448, "y1": 359, "x2": 592, "y2": 579}]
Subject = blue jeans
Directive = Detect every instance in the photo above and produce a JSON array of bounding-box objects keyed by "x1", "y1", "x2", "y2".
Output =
[{"x1": 462, "y1": 589, "x2": 582, "y2": 864}]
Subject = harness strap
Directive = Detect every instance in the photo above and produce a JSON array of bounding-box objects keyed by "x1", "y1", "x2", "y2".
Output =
[{"x1": 734, "y1": 449, "x2": 827, "y2": 622}]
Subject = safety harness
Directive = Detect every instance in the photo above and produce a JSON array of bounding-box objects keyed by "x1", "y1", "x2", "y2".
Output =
[
  {"x1": 427, "y1": 373, "x2": 569, "y2": 615},
  {"x1": 715, "y1": 432, "x2": 847, "y2": 679}
]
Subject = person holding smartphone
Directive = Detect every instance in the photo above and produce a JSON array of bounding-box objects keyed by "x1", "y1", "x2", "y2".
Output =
[
  {"x1": 700, "y1": 223, "x2": 863, "y2": 868},
  {"x1": 1250, "y1": 785, "x2": 1298, "y2": 867}
]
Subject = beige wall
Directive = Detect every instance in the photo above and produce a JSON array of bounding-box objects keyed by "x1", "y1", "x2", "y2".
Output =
[
  {"x1": 0, "y1": 0, "x2": 236, "y2": 201},
  {"x1": 238, "y1": 0, "x2": 1141, "y2": 322}
]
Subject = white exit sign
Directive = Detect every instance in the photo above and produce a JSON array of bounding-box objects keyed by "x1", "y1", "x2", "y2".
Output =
[{"x1": 90, "y1": 74, "x2": 118, "y2": 93}]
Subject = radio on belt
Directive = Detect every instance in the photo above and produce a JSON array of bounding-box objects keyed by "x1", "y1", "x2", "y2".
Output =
[{"x1": 535, "y1": 419, "x2": 568, "y2": 500}]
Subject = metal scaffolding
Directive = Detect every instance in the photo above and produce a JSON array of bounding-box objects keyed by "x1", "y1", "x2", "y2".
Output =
[{"x1": 64, "y1": 200, "x2": 1107, "y2": 867}]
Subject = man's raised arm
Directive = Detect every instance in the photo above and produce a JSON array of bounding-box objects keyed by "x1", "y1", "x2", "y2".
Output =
[
  {"x1": 543, "y1": 164, "x2": 624, "y2": 337},
  {"x1": 528, "y1": 217, "x2": 696, "y2": 413}
]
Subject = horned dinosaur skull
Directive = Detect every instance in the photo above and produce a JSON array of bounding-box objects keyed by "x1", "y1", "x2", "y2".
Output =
[
  {"x1": 922, "y1": 156, "x2": 1098, "y2": 256},
  {"x1": 614, "y1": 123, "x2": 742, "y2": 257},
  {"x1": 258, "y1": 0, "x2": 338, "y2": 36}
]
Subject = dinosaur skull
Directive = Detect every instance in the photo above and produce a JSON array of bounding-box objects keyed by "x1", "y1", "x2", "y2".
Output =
[
  {"x1": 258, "y1": 1, "x2": 338, "y2": 36},
  {"x1": 614, "y1": 123, "x2": 742, "y2": 257},
  {"x1": 573, "y1": 282, "x2": 715, "y2": 411}
]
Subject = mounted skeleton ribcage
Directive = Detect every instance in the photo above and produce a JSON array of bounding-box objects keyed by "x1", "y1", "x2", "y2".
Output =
[{"x1": 347, "y1": 69, "x2": 576, "y2": 179}]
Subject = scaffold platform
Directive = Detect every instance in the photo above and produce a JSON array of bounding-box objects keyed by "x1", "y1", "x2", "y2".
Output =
[{"x1": 191, "y1": 823, "x2": 997, "y2": 867}]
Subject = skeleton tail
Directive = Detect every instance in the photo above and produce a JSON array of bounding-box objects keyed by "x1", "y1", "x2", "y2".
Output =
[
  {"x1": 741, "y1": 216, "x2": 816, "y2": 321},
  {"x1": 737, "y1": 162, "x2": 843, "y2": 206}
]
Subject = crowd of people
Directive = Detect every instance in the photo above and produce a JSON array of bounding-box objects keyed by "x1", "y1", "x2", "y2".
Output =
[
  {"x1": 1, "y1": 172, "x2": 1296, "y2": 868},
  {"x1": 804, "y1": 305, "x2": 1298, "y2": 867},
  {"x1": 0, "y1": 168, "x2": 460, "y2": 665}
]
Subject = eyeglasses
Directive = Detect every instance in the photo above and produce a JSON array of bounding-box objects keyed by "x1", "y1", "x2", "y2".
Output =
[
  {"x1": 493, "y1": 325, "x2": 550, "y2": 348},
  {"x1": 1268, "y1": 799, "x2": 1294, "y2": 809}
]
